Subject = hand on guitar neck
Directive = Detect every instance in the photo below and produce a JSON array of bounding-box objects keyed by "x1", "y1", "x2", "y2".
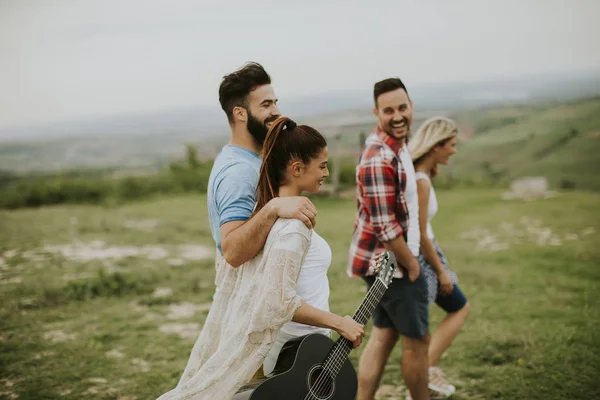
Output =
[{"x1": 292, "y1": 301, "x2": 365, "y2": 348}]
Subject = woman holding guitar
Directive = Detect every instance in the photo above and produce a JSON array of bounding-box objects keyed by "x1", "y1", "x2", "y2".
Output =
[
  {"x1": 157, "y1": 117, "x2": 364, "y2": 400},
  {"x1": 255, "y1": 117, "x2": 365, "y2": 375}
]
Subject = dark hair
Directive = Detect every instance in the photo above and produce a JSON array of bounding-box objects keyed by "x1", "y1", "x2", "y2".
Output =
[
  {"x1": 254, "y1": 117, "x2": 327, "y2": 214},
  {"x1": 373, "y1": 78, "x2": 409, "y2": 107},
  {"x1": 219, "y1": 62, "x2": 271, "y2": 123}
]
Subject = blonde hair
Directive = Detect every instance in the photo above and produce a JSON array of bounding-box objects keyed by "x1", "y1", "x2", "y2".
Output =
[{"x1": 409, "y1": 116, "x2": 459, "y2": 162}]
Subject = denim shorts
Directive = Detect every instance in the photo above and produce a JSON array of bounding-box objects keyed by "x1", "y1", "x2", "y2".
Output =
[{"x1": 435, "y1": 284, "x2": 468, "y2": 313}]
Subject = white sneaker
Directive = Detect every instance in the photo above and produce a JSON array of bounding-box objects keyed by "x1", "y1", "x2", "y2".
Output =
[
  {"x1": 428, "y1": 366, "x2": 456, "y2": 396},
  {"x1": 405, "y1": 388, "x2": 447, "y2": 400}
]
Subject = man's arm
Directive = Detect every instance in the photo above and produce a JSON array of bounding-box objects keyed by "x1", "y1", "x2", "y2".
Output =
[
  {"x1": 359, "y1": 157, "x2": 420, "y2": 281},
  {"x1": 220, "y1": 196, "x2": 317, "y2": 267}
]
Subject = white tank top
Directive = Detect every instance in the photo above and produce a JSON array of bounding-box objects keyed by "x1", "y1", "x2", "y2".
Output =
[
  {"x1": 280, "y1": 230, "x2": 332, "y2": 337},
  {"x1": 415, "y1": 171, "x2": 438, "y2": 239}
]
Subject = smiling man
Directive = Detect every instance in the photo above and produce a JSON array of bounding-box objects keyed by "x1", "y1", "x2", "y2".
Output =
[
  {"x1": 348, "y1": 78, "x2": 430, "y2": 400},
  {"x1": 208, "y1": 62, "x2": 317, "y2": 268}
]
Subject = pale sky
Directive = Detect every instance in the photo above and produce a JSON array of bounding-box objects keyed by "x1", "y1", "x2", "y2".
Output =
[{"x1": 0, "y1": 0, "x2": 598, "y2": 128}]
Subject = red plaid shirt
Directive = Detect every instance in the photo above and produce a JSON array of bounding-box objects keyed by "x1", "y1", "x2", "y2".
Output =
[{"x1": 347, "y1": 125, "x2": 409, "y2": 277}]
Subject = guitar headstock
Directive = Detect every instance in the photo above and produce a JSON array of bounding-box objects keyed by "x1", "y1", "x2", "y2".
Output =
[{"x1": 368, "y1": 251, "x2": 396, "y2": 288}]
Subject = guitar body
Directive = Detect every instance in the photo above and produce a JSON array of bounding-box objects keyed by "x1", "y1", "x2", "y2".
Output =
[{"x1": 233, "y1": 334, "x2": 357, "y2": 400}]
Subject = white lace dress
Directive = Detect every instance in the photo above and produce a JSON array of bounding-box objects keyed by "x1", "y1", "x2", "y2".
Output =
[{"x1": 157, "y1": 219, "x2": 311, "y2": 400}]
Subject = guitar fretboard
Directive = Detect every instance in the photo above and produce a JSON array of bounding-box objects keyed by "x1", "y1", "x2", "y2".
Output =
[{"x1": 322, "y1": 278, "x2": 387, "y2": 377}]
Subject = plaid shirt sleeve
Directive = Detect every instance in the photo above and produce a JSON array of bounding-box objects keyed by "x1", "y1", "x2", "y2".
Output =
[{"x1": 357, "y1": 157, "x2": 405, "y2": 243}]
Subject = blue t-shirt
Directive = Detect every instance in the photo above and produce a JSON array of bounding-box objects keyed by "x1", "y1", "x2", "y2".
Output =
[{"x1": 207, "y1": 145, "x2": 261, "y2": 253}]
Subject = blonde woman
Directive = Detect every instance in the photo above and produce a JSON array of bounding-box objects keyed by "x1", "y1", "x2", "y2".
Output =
[{"x1": 408, "y1": 117, "x2": 470, "y2": 399}]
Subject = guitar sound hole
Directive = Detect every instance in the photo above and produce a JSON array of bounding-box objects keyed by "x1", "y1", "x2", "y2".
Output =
[{"x1": 307, "y1": 365, "x2": 335, "y2": 399}]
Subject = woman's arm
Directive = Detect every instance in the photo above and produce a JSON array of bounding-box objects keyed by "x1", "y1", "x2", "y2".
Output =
[
  {"x1": 248, "y1": 226, "x2": 364, "y2": 347},
  {"x1": 416, "y1": 179, "x2": 452, "y2": 295},
  {"x1": 292, "y1": 301, "x2": 365, "y2": 348}
]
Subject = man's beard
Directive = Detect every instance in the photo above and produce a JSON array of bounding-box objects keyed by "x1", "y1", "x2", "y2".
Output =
[
  {"x1": 383, "y1": 117, "x2": 411, "y2": 140},
  {"x1": 247, "y1": 111, "x2": 279, "y2": 147}
]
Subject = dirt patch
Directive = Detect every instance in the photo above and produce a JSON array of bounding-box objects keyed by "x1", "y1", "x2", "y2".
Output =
[
  {"x1": 62, "y1": 272, "x2": 94, "y2": 281},
  {"x1": 0, "y1": 277, "x2": 23, "y2": 285},
  {"x1": 41, "y1": 241, "x2": 213, "y2": 262},
  {"x1": 179, "y1": 245, "x2": 214, "y2": 261},
  {"x1": 34, "y1": 351, "x2": 56, "y2": 360},
  {"x1": 152, "y1": 287, "x2": 173, "y2": 298},
  {"x1": 43, "y1": 330, "x2": 77, "y2": 343},
  {"x1": 124, "y1": 219, "x2": 161, "y2": 232},
  {"x1": 20, "y1": 251, "x2": 47, "y2": 262},
  {"x1": 106, "y1": 349, "x2": 125, "y2": 359},
  {"x1": 459, "y1": 228, "x2": 510, "y2": 252},
  {"x1": 43, "y1": 242, "x2": 168, "y2": 261},
  {"x1": 166, "y1": 302, "x2": 211, "y2": 320},
  {"x1": 128, "y1": 300, "x2": 149, "y2": 313},
  {"x1": 88, "y1": 378, "x2": 108, "y2": 384},
  {"x1": 585, "y1": 129, "x2": 600, "y2": 138},
  {"x1": 502, "y1": 177, "x2": 556, "y2": 201},
  {"x1": 0, "y1": 379, "x2": 18, "y2": 399},
  {"x1": 459, "y1": 217, "x2": 573, "y2": 251},
  {"x1": 167, "y1": 258, "x2": 185, "y2": 266},
  {"x1": 582, "y1": 227, "x2": 595, "y2": 236},
  {"x1": 159, "y1": 323, "x2": 200, "y2": 339},
  {"x1": 82, "y1": 387, "x2": 101, "y2": 395},
  {"x1": 3, "y1": 250, "x2": 18, "y2": 258},
  {"x1": 131, "y1": 358, "x2": 151, "y2": 372}
]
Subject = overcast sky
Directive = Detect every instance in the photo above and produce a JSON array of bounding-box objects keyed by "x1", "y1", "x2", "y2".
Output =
[{"x1": 0, "y1": 0, "x2": 598, "y2": 128}]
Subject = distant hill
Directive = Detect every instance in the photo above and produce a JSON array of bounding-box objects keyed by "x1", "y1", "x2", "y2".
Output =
[{"x1": 445, "y1": 96, "x2": 600, "y2": 191}]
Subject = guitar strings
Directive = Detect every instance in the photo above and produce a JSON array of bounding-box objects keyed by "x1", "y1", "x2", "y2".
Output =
[
  {"x1": 304, "y1": 279, "x2": 387, "y2": 399},
  {"x1": 321, "y1": 281, "x2": 385, "y2": 374},
  {"x1": 305, "y1": 282, "x2": 385, "y2": 400},
  {"x1": 304, "y1": 254, "x2": 390, "y2": 399}
]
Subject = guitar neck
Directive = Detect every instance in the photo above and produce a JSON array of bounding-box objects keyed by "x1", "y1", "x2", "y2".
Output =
[
  {"x1": 323, "y1": 277, "x2": 388, "y2": 376},
  {"x1": 352, "y1": 278, "x2": 387, "y2": 325}
]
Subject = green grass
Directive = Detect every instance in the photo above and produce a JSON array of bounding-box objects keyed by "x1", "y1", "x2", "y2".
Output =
[{"x1": 1, "y1": 190, "x2": 599, "y2": 399}]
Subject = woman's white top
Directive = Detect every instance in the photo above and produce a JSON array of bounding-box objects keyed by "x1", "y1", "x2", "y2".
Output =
[
  {"x1": 415, "y1": 171, "x2": 438, "y2": 240},
  {"x1": 280, "y1": 230, "x2": 332, "y2": 337}
]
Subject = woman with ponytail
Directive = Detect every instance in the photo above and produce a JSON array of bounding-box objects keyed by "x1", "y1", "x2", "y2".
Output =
[
  {"x1": 407, "y1": 117, "x2": 470, "y2": 399},
  {"x1": 158, "y1": 117, "x2": 364, "y2": 400}
]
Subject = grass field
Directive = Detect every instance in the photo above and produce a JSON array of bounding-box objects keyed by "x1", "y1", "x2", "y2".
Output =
[{"x1": 1, "y1": 189, "x2": 599, "y2": 399}]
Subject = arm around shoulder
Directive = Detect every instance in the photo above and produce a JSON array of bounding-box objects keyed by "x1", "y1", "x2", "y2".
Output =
[{"x1": 220, "y1": 202, "x2": 279, "y2": 267}]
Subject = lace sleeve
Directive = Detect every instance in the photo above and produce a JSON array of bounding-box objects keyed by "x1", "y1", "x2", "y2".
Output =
[{"x1": 246, "y1": 231, "x2": 309, "y2": 343}]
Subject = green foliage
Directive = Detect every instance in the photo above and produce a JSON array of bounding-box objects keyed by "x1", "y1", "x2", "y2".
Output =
[
  {"x1": 63, "y1": 270, "x2": 144, "y2": 302},
  {"x1": 0, "y1": 144, "x2": 213, "y2": 209}
]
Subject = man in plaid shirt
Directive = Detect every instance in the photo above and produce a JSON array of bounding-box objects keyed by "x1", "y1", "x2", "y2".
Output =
[{"x1": 349, "y1": 78, "x2": 430, "y2": 400}]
